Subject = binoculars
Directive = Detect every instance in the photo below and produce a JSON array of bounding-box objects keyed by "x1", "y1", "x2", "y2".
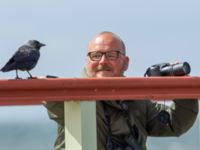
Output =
[{"x1": 144, "y1": 62, "x2": 191, "y2": 77}]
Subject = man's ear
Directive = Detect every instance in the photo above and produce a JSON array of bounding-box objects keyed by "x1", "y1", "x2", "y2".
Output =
[{"x1": 123, "y1": 56, "x2": 129, "y2": 71}]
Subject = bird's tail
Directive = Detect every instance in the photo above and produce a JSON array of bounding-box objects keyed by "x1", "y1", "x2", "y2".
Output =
[
  {"x1": 1, "y1": 67, "x2": 6, "y2": 72},
  {"x1": 1, "y1": 66, "x2": 10, "y2": 72}
]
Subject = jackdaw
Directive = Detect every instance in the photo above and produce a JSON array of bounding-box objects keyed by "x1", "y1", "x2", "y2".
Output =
[{"x1": 1, "y1": 40, "x2": 45, "y2": 79}]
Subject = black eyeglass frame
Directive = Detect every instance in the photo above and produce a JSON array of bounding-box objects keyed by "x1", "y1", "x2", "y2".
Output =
[{"x1": 87, "y1": 50, "x2": 125, "y2": 61}]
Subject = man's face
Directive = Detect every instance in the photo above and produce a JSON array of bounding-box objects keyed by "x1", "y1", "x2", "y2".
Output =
[{"x1": 85, "y1": 33, "x2": 129, "y2": 78}]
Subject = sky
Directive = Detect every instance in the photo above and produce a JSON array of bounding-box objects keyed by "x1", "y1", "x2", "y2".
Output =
[{"x1": 0, "y1": 0, "x2": 199, "y2": 150}]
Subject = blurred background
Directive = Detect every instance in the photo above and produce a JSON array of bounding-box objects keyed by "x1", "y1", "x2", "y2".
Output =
[{"x1": 0, "y1": 0, "x2": 199, "y2": 149}]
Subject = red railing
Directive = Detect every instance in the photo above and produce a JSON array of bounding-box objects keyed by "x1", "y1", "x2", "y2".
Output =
[{"x1": 0, "y1": 76, "x2": 199, "y2": 105}]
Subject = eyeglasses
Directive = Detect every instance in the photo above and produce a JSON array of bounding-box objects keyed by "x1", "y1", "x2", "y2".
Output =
[{"x1": 87, "y1": 50, "x2": 125, "y2": 61}]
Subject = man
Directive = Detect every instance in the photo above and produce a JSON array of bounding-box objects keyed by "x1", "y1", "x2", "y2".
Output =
[{"x1": 44, "y1": 31, "x2": 199, "y2": 150}]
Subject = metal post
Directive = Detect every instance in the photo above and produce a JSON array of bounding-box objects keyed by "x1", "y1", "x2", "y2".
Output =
[{"x1": 64, "y1": 101, "x2": 97, "y2": 150}]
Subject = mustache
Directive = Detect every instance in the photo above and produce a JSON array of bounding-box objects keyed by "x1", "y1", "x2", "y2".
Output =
[{"x1": 95, "y1": 65, "x2": 112, "y2": 71}]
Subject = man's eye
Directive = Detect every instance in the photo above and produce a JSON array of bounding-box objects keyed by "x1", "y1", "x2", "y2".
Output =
[
  {"x1": 107, "y1": 53, "x2": 117, "y2": 58},
  {"x1": 107, "y1": 55, "x2": 115, "y2": 58},
  {"x1": 92, "y1": 54, "x2": 102, "y2": 59}
]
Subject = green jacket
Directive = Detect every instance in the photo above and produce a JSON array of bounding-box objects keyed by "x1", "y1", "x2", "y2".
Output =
[
  {"x1": 43, "y1": 70, "x2": 199, "y2": 150},
  {"x1": 44, "y1": 99, "x2": 198, "y2": 150}
]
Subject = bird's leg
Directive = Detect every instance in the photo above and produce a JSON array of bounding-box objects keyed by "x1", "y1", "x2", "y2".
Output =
[
  {"x1": 27, "y1": 71, "x2": 37, "y2": 79},
  {"x1": 27, "y1": 71, "x2": 33, "y2": 78},
  {"x1": 15, "y1": 70, "x2": 22, "y2": 79}
]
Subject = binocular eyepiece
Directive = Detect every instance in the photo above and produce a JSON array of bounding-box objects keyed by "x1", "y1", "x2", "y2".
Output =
[{"x1": 144, "y1": 62, "x2": 191, "y2": 77}]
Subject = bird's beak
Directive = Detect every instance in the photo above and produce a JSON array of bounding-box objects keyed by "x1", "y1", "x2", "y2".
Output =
[{"x1": 40, "y1": 43, "x2": 46, "y2": 47}]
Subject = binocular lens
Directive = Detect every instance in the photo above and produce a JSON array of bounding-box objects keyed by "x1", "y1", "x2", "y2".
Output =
[
  {"x1": 161, "y1": 62, "x2": 191, "y2": 76},
  {"x1": 182, "y1": 62, "x2": 191, "y2": 75}
]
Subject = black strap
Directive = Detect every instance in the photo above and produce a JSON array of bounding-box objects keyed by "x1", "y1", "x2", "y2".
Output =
[
  {"x1": 118, "y1": 101, "x2": 142, "y2": 150},
  {"x1": 102, "y1": 101, "x2": 142, "y2": 150},
  {"x1": 102, "y1": 101, "x2": 113, "y2": 150},
  {"x1": 102, "y1": 101, "x2": 114, "y2": 150},
  {"x1": 118, "y1": 101, "x2": 139, "y2": 140}
]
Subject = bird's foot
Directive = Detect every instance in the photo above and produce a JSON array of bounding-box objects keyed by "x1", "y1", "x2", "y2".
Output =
[{"x1": 27, "y1": 76, "x2": 38, "y2": 79}]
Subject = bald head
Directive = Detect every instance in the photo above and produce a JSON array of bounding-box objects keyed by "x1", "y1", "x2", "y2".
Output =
[
  {"x1": 85, "y1": 31, "x2": 129, "y2": 78},
  {"x1": 88, "y1": 32, "x2": 126, "y2": 54}
]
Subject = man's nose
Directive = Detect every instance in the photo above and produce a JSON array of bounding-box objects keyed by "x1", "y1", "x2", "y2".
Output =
[{"x1": 99, "y1": 54, "x2": 108, "y2": 64}]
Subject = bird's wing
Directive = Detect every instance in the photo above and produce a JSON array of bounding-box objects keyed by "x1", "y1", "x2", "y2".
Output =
[
  {"x1": 10, "y1": 45, "x2": 38, "y2": 62},
  {"x1": 1, "y1": 44, "x2": 41, "y2": 72},
  {"x1": 3, "y1": 46, "x2": 38, "y2": 67}
]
